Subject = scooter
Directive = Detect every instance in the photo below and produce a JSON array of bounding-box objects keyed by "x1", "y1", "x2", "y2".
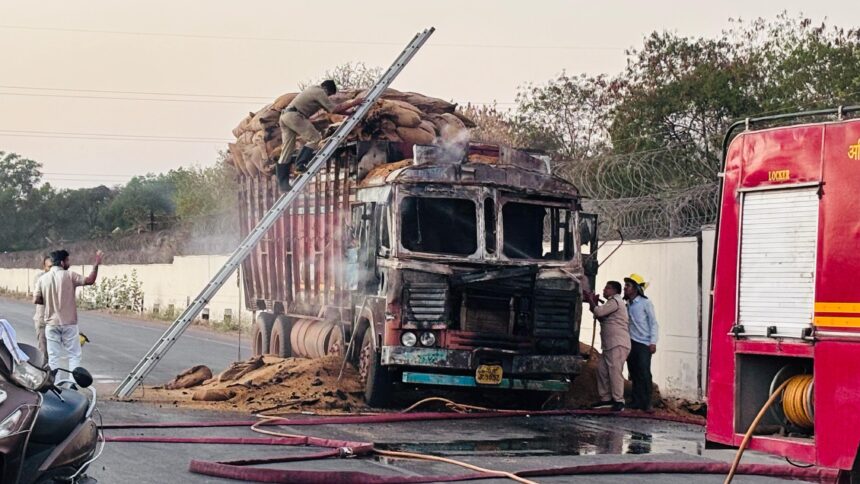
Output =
[{"x1": 0, "y1": 335, "x2": 101, "y2": 484}]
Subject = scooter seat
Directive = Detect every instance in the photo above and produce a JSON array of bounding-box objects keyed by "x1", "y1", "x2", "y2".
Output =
[{"x1": 31, "y1": 388, "x2": 89, "y2": 444}]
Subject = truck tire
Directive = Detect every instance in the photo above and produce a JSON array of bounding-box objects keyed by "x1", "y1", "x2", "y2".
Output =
[
  {"x1": 358, "y1": 326, "x2": 392, "y2": 408},
  {"x1": 252, "y1": 312, "x2": 276, "y2": 356},
  {"x1": 327, "y1": 325, "x2": 344, "y2": 357},
  {"x1": 269, "y1": 315, "x2": 293, "y2": 357}
]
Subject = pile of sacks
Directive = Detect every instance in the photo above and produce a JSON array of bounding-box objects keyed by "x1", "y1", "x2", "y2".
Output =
[{"x1": 226, "y1": 88, "x2": 475, "y2": 177}]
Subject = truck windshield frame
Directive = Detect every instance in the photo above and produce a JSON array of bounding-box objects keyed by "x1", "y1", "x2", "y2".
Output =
[
  {"x1": 399, "y1": 195, "x2": 479, "y2": 256},
  {"x1": 500, "y1": 197, "x2": 576, "y2": 261}
]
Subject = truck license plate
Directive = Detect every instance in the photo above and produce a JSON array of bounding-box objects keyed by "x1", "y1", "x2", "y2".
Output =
[{"x1": 475, "y1": 365, "x2": 503, "y2": 385}]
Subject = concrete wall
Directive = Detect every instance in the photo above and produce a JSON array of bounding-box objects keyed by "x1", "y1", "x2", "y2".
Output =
[
  {"x1": 0, "y1": 255, "x2": 255, "y2": 325},
  {"x1": 1, "y1": 228, "x2": 718, "y2": 399},
  {"x1": 581, "y1": 228, "x2": 715, "y2": 400}
]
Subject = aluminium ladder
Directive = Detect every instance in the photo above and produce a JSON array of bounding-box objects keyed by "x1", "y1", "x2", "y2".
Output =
[{"x1": 114, "y1": 27, "x2": 436, "y2": 398}]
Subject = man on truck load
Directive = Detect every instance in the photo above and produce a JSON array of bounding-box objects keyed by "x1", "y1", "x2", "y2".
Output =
[
  {"x1": 624, "y1": 273, "x2": 659, "y2": 412},
  {"x1": 587, "y1": 280, "x2": 630, "y2": 412},
  {"x1": 275, "y1": 80, "x2": 361, "y2": 192}
]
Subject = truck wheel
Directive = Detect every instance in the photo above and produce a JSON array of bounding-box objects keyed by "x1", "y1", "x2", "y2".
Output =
[
  {"x1": 327, "y1": 325, "x2": 344, "y2": 357},
  {"x1": 358, "y1": 326, "x2": 392, "y2": 408},
  {"x1": 269, "y1": 315, "x2": 293, "y2": 357},
  {"x1": 252, "y1": 312, "x2": 276, "y2": 356}
]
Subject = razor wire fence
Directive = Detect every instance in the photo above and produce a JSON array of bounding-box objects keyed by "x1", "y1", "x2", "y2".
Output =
[{"x1": 555, "y1": 145, "x2": 721, "y2": 240}]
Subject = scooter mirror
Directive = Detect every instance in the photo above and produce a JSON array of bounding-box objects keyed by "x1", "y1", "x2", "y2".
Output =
[{"x1": 71, "y1": 367, "x2": 93, "y2": 388}]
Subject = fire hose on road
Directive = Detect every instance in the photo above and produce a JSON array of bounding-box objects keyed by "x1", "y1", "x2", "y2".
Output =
[{"x1": 100, "y1": 398, "x2": 837, "y2": 483}]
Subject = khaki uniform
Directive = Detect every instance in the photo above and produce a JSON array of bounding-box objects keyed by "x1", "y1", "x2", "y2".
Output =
[
  {"x1": 32, "y1": 270, "x2": 48, "y2": 357},
  {"x1": 592, "y1": 293, "x2": 631, "y2": 402},
  {"x1": 278, "y1": 86, "x2": 335, "y2": 164}
]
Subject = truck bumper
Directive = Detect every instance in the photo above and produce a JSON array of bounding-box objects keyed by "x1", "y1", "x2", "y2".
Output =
[
  {"x1": 380, "y1": 346, "x2": 580, "y2": 391},
  {"x1": 401, "y1": 371, "x2": 569, "y2": 391}
]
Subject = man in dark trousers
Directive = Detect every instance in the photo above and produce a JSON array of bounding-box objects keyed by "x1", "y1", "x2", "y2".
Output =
[{"x1": 624, "y1": 273, "x2": 659, "y2": 412}]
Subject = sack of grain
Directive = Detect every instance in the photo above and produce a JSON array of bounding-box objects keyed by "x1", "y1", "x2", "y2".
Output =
[
  {"x1": 227, "y1": 143, "x2": 250, "y2": 177},
  {"x1": 396, "y1": 125, "x2": 435, "y2": 145},
  {"x1": 272, "y1": 92, "x2": 297, "y2": 110},
  {"x1": 233, "y1": 113, "x2": 253, "y2": 138},
  {"x1": 249, "y1": 105, "x2": 280, "y2": 132}
]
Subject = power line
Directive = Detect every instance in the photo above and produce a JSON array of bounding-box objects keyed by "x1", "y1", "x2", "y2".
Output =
[
  {"x1": 0, "y1": 91, "x2": 260, "y2": 105},
  {"x1": 0, "y1": 24, "x2": 623, "y2": 51},
  {"x1": 0, "y1": 84, "x2": 273, "y2": 101},
  {"x1": 44, "y1": 171, "x2": 142, "y2": 177},
  {"x1": 0, "y1": 129, "x2": 228, "y2": 141},
  {"x1": 0, "y1": 132, "x2": 228, "y2": 144},
  {"x1": 1, "y1": 88, "x2": 520, "y2": 109}
]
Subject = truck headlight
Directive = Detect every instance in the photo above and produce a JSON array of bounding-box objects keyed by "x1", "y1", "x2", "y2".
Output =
[
  {"x1": 401, "y1": 331, "x2": 417, "y2": 347},
  {"x1": 419, "y1": 332, "x2": 436, "y2": 347}
]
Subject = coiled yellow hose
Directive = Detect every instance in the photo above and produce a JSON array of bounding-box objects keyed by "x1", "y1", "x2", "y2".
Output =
[
  {"x1": 725, "y1": 374, "x2": 815, "y2": 484},
  {"x1": 782, "y1": 374, "x2": 814, "y2": 430}
]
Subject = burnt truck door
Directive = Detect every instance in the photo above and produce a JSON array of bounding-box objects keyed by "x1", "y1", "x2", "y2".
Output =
[
  {"x1": 578, "y1": 212, "x2": 598, "y2": 291},
  {"x1": 347, "y1": 202, "x2": 382, "y2": 297}
]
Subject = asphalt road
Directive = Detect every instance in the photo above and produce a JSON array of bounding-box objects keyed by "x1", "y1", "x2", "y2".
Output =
[
  {"x1": 94, "y1": 402, "x2": 793, "y2": 484},
  {"x1": 0, "y1": 296, "x2": 249, "y2": 391},
  {"x1": 0, "y1": 296, "x2": 799, "y2": 483}
]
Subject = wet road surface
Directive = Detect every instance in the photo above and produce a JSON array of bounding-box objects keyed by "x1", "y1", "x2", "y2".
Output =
[{"x1": 93, "y1": 401, "x2": 794, "y2": 483}]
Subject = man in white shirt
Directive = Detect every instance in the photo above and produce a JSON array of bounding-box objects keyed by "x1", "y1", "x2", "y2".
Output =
[
  {"x1": 33, "y1": 249, "x2": 103, "y2": 371},
  {"x1": 32, "y1": 255, "x2": 52, "y2": 357}
]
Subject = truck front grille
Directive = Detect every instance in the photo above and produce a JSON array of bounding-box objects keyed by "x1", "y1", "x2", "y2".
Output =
[
  {"x1": 404, "y1": 282, "x2": 449, "y2": 326},
  {"x1": 533, "y1": 289, "x2": 575, "y2": 339}
]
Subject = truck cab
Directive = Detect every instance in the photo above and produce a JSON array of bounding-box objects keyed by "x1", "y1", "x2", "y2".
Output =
[
  {"x1": 347, "y1": 143, "x2": 593, "y2": 405},
  {"x1": 241, "y1": 140, "x2": 596, "y2": 407}
]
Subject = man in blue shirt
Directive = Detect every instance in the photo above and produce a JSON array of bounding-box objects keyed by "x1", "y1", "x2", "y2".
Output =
[{"x1": 624, "y1": 273, "x2": 659, "y2": 412}]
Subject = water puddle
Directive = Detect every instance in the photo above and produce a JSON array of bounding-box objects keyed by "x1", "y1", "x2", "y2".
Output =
[{"x1": 375, "y1": 417, "x2": 703, "y2": 457}]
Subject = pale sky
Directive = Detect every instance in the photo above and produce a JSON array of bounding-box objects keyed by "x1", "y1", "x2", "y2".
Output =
[{"x1": 1, "y1": 1, "x2": 857, "y2": 188}]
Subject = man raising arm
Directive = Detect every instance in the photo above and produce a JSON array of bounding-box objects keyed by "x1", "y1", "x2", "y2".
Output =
[{"x1": 34, "y1": 250, "x2": 103, "y2": 371}]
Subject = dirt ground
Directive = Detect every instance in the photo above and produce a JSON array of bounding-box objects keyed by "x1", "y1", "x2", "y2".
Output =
[
  {"x1": 135, "y1": 345, "x2": 705, "y2": 423},
  {"x1": 134, "y1": 355, "x2": 367, "y2": 414}
]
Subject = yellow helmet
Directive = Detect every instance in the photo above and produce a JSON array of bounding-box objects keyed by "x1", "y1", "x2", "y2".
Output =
[{"x1": 625, "y1": 273, "x2": 648, "y2": 290}]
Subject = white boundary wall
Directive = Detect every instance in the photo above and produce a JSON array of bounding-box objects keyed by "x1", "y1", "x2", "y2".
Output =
[
  {"x1": 1, "y1": 228, "x2": 717, "y2": 399},
  {"x1": 0, "y1": 255, "x2": 255, "y2": 325},
  {"x1": 581, "y1": 228, "x2": 715, "y2": 400}
]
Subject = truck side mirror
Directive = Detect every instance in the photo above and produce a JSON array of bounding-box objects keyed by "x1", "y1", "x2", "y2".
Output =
[{"x1": 579, "y1": 213, "x2": 598, "y2": 248}]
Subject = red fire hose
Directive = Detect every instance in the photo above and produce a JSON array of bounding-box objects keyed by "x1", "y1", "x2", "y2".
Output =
[{"x1": 101, "y1": 408, "x2": 839, "y2": 483}]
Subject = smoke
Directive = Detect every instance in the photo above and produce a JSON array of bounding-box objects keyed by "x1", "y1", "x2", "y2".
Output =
[{"x1": 436, "y1": 128, "x2": 472, "y2": 162}]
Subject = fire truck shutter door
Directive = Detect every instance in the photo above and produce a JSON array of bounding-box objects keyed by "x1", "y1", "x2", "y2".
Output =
[{"x1": 738, "y1": 187, "x2": 819, "y2": 338}]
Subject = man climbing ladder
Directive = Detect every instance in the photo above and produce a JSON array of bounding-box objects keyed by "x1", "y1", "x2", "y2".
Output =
[{"x1": 276, "y1": 80, "x2": 362, "y2": 192}]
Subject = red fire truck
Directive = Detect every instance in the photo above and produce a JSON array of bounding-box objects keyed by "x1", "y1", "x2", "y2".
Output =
[
  {"x1": 239, "y1": 141, "x2": 596, "y2": 406},
  {"x1": 707, "y1": 106, "x2": 860, "y2": 478}
]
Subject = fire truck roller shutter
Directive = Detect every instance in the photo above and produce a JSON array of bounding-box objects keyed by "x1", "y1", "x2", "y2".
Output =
[{"x1": 738, "y1": 187, "x2": 819, "y2": 338}]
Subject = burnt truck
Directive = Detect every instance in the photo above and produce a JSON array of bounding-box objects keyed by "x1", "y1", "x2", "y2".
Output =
[{"x1": 240, "y1": 141, "x2": 598, "y2": 406}]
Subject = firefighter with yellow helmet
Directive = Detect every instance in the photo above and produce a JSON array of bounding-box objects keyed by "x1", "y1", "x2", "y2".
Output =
[{"x1": 623, "y1": 273, "x2": 659, "y2": 412}]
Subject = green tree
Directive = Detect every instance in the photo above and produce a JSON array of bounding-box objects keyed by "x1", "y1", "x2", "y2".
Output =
[
  {"x1": 103, "y1": 175, "x2": 176, "y2": 231},
  {"x1": 0, "y1": 151, "x2": 42, "y2": 200},
  {"x1": 512, "y1": 73, "x2": 615, "y2": 160},
  {"x1": 167, "y1": 162, "x2": 237, "y2": 221},
  {"x1": 0, "y1": 152, "x2": 57, "y2": 251},
  {"x1": 300, "y1": 62, "x2": 384, "y2": 90}
]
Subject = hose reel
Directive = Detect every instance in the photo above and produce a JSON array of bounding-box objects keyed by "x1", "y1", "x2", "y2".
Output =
[{"x1": 769, "y1": 365, "x2": 814, "y2": 432}]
